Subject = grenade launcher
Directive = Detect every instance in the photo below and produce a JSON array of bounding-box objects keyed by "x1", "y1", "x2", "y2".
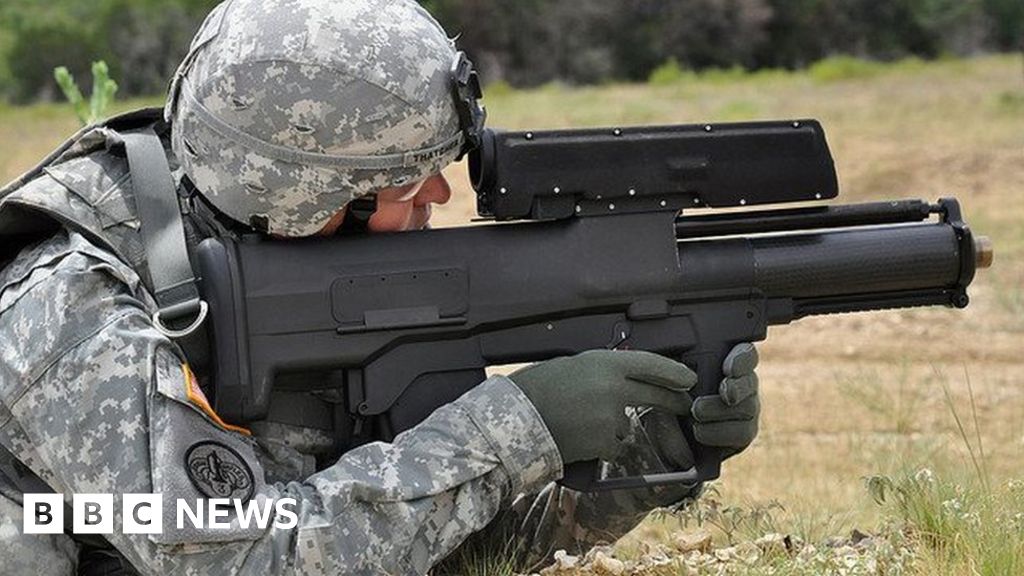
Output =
[{"x1": 196, "y1": 119, "x2": 992, "y2": 491}]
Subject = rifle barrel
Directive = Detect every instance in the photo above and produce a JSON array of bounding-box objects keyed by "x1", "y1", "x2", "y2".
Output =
[{"x1": 678, "y1": 223, "x2": 966, "y2": 318}]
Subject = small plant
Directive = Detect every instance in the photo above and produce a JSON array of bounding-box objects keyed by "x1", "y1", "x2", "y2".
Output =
[
  {"x1": 53, "y1": 60, "x2": 118, "y2": 126},
  {"x1": 658, "y1": 487, "x2": 785, "y2": 545}
]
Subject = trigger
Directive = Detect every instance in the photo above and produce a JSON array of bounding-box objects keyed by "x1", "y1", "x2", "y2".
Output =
[{"x1": 607, "y1": 321, "x2": 631, "y2": 349}]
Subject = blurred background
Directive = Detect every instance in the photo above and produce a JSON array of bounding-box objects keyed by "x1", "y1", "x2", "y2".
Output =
[
  {"x1": 0, "y1": 0, "x2": 1021, "y2": 101},
  {"x1": 1, "y1": 1, "x2": 1023, "y2": 574}
]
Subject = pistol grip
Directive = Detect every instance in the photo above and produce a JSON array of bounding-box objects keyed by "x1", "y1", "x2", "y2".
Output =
[{"x1": 682, "y1": 345, "x2": 736, "y2": 482}]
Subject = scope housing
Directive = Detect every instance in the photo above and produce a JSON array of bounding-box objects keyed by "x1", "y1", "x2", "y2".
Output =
[{"x1": 469, "y1": 120, "x2": 839, "y2": 221}]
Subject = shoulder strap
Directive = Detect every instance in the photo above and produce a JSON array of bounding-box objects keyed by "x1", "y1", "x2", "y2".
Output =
[{"x1": 121, "y1": 128, "x2": 207, "y2": 339}]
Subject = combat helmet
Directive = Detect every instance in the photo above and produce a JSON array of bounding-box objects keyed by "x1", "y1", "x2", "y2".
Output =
[{"x1": 166, "y1": 0, "x2": 484, "y2": 237}]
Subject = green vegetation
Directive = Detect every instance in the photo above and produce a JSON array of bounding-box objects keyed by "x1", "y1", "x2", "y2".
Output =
[
  {"x1": 648, "y1": 59, "x2": 691, "y2": 86},
  {"x1": 808, "y1": 56, "x2": 885, "y2": 83},
  {"x1": 862, "y1": 370, "x2": 1023, "y2": 574},
  {"x1": 421, "y1": 0, "x2": 1022, "y2": 87},
  {"x1": 2, "y1": 0, "x2": 1022, "y2": 102},
  {"x1": 54, "y1": 61, "x2": 119, "y2": 126},
  {"x1": 0, "y1": 0, "x2": 216, "y2": 103},
  {"x1": 647, "y1": 55, "x2": 947, "y2": 88},
  {"x1": 869, "y1": 471, "x2": 1024, "y2": 574}
]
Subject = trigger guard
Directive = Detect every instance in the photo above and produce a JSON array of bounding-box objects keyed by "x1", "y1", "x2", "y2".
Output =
[{"x1": 559, "y1": 459, "x2": 704, "y2": 492}]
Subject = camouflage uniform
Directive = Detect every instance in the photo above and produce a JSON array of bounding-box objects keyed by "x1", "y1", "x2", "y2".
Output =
[
  {"x1": 0, "y1": 126, "x2": 695, "y2": 574},
  {"x1": 0, "y1": 1, "x2": 699, "y2": 573}
]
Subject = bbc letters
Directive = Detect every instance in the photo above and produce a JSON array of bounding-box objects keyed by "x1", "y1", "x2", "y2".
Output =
[{"x1": 24, "y1": 493, "x2": 298, "y2": 535}]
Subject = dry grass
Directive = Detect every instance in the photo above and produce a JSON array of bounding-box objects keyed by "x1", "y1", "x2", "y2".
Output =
[{"x1": 2, "y1": 54, "x2": 1021, "y2": 574}]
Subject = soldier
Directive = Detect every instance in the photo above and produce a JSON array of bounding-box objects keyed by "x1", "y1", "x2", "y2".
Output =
[{"x1": 0, "y1": 0, "x2": 760, "y2": 574}]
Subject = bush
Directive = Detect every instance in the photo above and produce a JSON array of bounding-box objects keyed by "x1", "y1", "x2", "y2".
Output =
[
  {"x1": 808, "y1": 55, "x2": 885, "y2": 82},
  {"x1": 700, "y1": 65, "x2": 750, "y2": 84},
  {"x1": 648, "y1": 59, "x2": 692, "y2": 86}
]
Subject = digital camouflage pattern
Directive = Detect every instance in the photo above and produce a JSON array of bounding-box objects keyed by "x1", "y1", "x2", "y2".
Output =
[
  {"x1": 168, "y1": 0, "x2": 465, "y2": 236},
  {"x1": 0, "y1": 109, "x2": 703, "y2": 576},
  {"x1": 0, "y1": 465, "x2": 78, "y2": 576}
]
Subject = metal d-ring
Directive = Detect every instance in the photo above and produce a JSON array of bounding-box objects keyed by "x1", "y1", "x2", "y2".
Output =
[{"x1": 152, "y1": 300, "x2": 209, "y2": 339}]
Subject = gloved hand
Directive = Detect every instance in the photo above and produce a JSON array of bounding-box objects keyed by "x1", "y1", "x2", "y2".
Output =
[
  {"x1": 508, "y1": 350, "x2": 697, "y2": 466},
  {"x1": 642, "y1": 342, "x2": 761, "y2": 470}
]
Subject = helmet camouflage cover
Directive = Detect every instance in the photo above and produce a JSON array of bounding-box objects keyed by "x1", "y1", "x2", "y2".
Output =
[{"x1": 167, "y1": 0, "x2": 466, "y2": 236}]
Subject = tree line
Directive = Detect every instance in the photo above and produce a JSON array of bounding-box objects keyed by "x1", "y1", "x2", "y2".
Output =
[{"x1": 1, "y1": 0, "x2": 1020, "y2": 103}]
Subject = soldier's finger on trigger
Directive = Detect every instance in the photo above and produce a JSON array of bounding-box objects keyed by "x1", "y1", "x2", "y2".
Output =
[
  {"x1": 722, "y1": 342, "x2": 758, "y2": 377},
  {"x1": 719, "y1": 373, "x2": 758, "y2": 406}
]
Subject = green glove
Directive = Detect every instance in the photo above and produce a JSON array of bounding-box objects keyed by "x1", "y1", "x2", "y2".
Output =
[
  {"x1": 642, "y1": 342, "x2": 761, "y2": 469},
  {"x1": 509, "y1": 350, "x2": 697, "y2": 466},
  {"x1": 691, "y1": 342, "x2": 760, "y2": 458}
]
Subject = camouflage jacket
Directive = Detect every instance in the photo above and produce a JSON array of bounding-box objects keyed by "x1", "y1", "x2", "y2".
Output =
[{"x1": 0, "y1": 112, "x2": 696, "y2": 575}]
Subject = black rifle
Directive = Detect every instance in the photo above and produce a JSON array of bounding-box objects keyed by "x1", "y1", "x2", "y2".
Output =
[{"x1": 195, "y1": 120, "x2": 991, "y2": 491}]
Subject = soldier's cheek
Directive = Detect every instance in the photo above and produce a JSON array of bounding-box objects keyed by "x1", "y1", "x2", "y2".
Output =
[{"x1": 367, "y1": 202, "x2": 416, "y2": 233}]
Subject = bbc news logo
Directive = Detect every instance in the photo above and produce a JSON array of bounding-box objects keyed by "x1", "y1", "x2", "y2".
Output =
[{"x1": 24, "y1": 494, "x2": 298, "y2": 535}]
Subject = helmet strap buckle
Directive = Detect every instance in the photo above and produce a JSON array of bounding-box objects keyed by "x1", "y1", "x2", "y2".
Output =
[{"x1": 451, "y1": 51, "x2": 487, "y2": 159}]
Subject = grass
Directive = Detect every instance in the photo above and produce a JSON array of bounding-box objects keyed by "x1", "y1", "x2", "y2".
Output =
[
  {"x1": 863, "y1": 367, "x2": 1023, "y2": 575},
  {"x1": 836, "y1": 361, "x2": 928, "y2": 436},
  {"x1": 2, "y1": 54, "x2": 1022, "y2": 574},
  {"x1": 0, "y1": 96, "x2": 162, "y2": 184}
]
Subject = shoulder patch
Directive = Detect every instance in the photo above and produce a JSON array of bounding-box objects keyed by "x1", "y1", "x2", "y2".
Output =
[{"x1": 185, "y1": 440, "x2": 255, "y2": 501}]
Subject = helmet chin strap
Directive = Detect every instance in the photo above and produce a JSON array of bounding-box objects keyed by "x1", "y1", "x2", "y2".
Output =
[
  {"x1": 337, "y1": 194, "x2": 378, "y2": 235},
  {"x1": 337, "y1": 178, "x2": 426, "y2": 235}
]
